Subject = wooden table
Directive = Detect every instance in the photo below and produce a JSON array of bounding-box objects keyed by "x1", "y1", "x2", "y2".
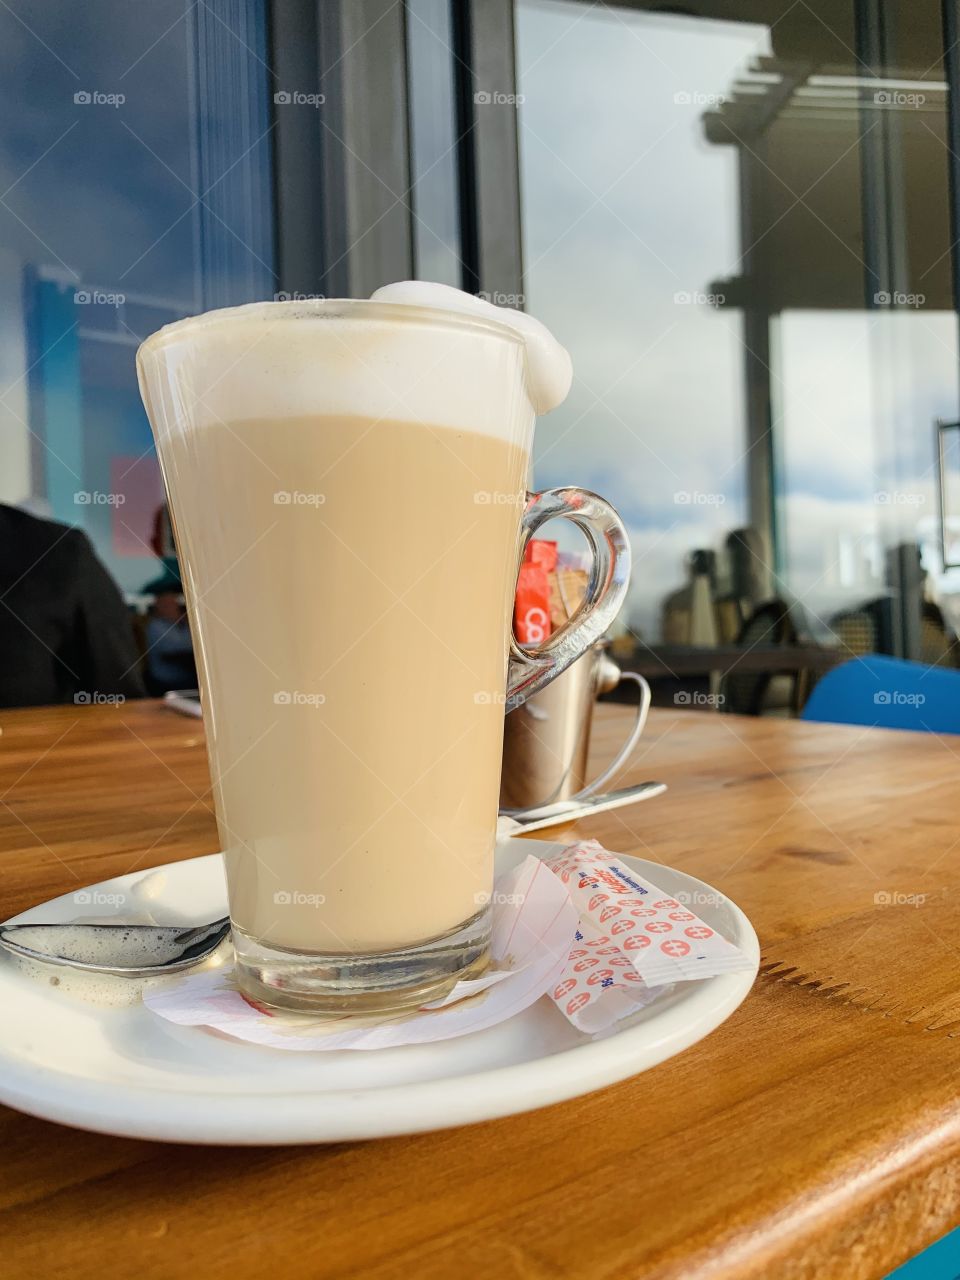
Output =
[{"x1": 2, "y1": 700, "x2": 960, "y2": 1279}]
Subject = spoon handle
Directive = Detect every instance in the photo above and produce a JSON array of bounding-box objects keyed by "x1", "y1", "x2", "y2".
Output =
[{"x1": 505, "y1": 781, "x2": 666, "y2": 833}]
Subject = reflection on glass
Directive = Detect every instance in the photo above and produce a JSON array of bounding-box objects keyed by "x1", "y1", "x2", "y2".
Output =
[
  {"x1": 776, "y1": 313, "x2": 958, "y2": 639},
  {"x1": 939, "y1": 420, "x2": 960, "y2": 629},
  {"x1": 517, "y1": 1, "x2": 766, "y2": 645},
  {"x1": 406, "y1": 0, "x2": 463, "y2": 286},
  {"x1": 518, "y1": 0, "x2": 960, "y2": 667},
  {"x1": 0, "y1": 0, "x2": 274, "y2": 594}
]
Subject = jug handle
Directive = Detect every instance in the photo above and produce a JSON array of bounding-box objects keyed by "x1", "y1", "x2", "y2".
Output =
[
  {"x1": 571, "y1": 671, "x2": 651, "y2": 800},
  {"x1": 505, "y1": 488, "x2": 630, "y2": 711}
]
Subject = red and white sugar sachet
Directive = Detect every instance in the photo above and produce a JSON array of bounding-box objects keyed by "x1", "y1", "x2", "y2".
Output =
[
  {"x1": 144, "y1": 841, "x2": 754, "y2": 1049},
  {"x1": 543, "y1": 841, "x2": 753, "y2": 1034}
]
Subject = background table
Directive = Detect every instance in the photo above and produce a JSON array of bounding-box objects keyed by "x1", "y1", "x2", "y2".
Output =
[
  {"x1": 619, "y1": 641, "x2": 844, "y2": 680},
  {"x1": 1, "y1": 700, "x2": 959, "y2": 1279}
]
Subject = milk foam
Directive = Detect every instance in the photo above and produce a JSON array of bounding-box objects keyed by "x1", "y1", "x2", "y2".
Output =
[
  {"x1": 137, "y1": 284, "x2": 572, "y2": 442},
  {"x1": 370, "y1": 281, "x2": 572, "y2": 414}
]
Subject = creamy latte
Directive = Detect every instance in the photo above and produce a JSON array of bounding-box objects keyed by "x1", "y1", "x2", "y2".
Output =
[
  {"x1": 161, "y1": 413, "x2": 528, "y2": 952},
  {"x1": 137, "y1": 288, "x2": 603, "y2": 1012}
]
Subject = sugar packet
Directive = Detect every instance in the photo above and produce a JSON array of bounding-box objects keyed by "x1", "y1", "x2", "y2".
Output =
[{"x1": 544, "y1": 841, "x2": 755, "y2": 1032}]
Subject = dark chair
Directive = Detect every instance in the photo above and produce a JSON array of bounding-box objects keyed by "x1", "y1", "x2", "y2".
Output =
[
  {"x1": 830, "y1": 608, "x2": 877, "y2": 659},
  {"x1": 920, "y1": 601, "x2": 958, "y2": 669},
  {"x1": 720, "y1": 600, "x2": 797, "y2": 716}
]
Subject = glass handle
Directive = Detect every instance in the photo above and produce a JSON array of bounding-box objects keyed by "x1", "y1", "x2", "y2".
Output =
[{"x1": 506, "y1": 488, "x2": 631, "y2": 710}]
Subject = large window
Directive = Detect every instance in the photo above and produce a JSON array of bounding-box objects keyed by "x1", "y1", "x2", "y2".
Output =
[
  {"x1": 6, "y1": 0, "x2": 960, "y2": 668},
  {"x1": 515, "y1": 0, "x2": 960, "y2": 661},
  {"x1": 516, "y1": 1, "x2": 766, "y2": 644},
  {"x1": 0, "y1": 0, "x2": 275, "y2": 594}
]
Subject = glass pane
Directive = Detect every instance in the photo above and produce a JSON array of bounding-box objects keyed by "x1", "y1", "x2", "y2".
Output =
[
  {"x1": 941, "y1": 422, "x2": 960, "y2": 586},
  {"x1": 751, "y1": 0, "x2": 959, "y2": 655},
  {"x1": 516, "y1": 0, "x2": 960, "y2": 686},
  {"x1": 0, "y1": 0, "x2": 275, "y2": 599},
  {"x1": 516, "y1": 1, "x2": 768, "y2": 653},
  {"x1": 405, "y1": 0, "x2": 463, "y2": 286}
]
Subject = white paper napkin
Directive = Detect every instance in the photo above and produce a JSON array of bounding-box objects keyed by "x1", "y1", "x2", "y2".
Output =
[{"x1": 144, "y1": 841, "x2": 754, "y2": 1049}]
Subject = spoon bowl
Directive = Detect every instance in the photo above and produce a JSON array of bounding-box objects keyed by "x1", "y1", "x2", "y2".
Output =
[{"x1": 0, "y1": 918, "x2": 231, "y2": 977}]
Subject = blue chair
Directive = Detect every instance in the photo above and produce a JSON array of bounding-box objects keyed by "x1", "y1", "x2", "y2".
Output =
[{"x1": 801, "y1": 655, "x2": 960, "y2": 735}]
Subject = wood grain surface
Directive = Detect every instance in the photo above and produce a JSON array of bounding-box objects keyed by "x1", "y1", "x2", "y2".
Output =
[{"x1": 1, "y1": 699, "x2": 959, "y2": 1280}]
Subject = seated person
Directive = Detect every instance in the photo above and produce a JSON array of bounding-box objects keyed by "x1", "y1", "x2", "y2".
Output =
[
  {"x1": 0, "y1": 503, "x2": 145, "y2": 707},
  {"x1": 144, "y1": 590, "x2": 197, "y2": 695}
]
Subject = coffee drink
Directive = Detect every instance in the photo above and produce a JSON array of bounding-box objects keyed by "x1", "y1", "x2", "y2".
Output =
[
  {"x1": 161, "y1": 413, "x2": 527, "y2": 953},
  {"x1": 138, "y1": 285, "x2": 629, "y2": 1012}
]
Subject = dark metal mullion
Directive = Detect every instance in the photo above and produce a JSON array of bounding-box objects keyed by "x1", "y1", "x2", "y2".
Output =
[
  {"x1": 856, "y1": 0, "x2": 891, "y2": 306},
  {"x1": 400, "y1": 1, "x2": 418, "y2": 283},
  {"x1": 268, "y1": 0, "x2": 325, "y2": 298},
  {"x1": 942, "y1": 0, "x2": 960, "y2": 335},
  {"x1": 452, "y1": 0, "x2": 523, "y2": 303},
  {"x1": 452, "y1": 0, "x2": 481, "y2": 294},
  {"x1": 270, "y1": 0, "x2": 415, "y2": 298},
  {"x1": 938, "y1": 2, "x2": 960, "y2": 577},
  {"x1": 326, "y1": 1, "x2": 414, "y2": 296},
  {"x1": 738, "y1": 140, "x2": 777, "y2": 594},
  {"x1": 855, "y1": 0, "x2": 919, "y2": 658}
]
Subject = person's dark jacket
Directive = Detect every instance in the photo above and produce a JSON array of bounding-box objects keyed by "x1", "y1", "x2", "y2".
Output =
[{"x1": 0, "y1": 505, "x2": 145, "y2": 707}]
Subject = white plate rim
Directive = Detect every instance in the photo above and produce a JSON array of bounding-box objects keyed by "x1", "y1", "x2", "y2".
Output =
[{"x1": 0, "y1": 841, "x2": 759, "y2": 1144}]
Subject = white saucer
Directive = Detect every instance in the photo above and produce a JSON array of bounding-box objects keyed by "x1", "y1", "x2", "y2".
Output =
[{"x1": 0, "y1": 838, "x2": 758, "y2": 1144}]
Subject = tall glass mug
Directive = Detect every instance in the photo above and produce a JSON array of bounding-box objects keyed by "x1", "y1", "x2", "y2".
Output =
[{"x1": 137, "y1": 288, "x2": 630, "y2": 1013}]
